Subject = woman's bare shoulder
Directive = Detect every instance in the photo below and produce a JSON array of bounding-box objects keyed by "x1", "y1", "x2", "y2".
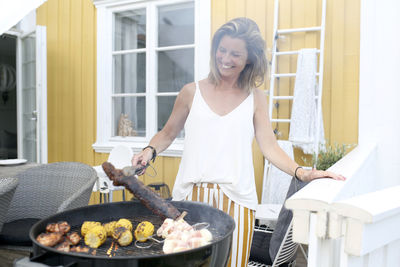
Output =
[
  {"x1": 176, "y1": 82, "x2": 197, "y2": 111},
  {"x1": 179, "y1": 82, "x2": 195, "y2": 98},
  {"x1": 253, "y1": 88, "x2": 268, "y2": 109}
]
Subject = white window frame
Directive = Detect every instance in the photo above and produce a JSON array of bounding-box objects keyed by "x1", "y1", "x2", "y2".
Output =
[{"x1": 92, "y1": 0, "x2": 210, "y2": 156}]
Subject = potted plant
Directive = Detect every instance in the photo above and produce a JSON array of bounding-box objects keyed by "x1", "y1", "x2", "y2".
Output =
[{"x1": 303, "y1": 143, "x2": 353, "y2": 171}]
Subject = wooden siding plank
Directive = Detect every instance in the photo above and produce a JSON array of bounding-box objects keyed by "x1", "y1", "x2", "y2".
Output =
[
  {"x1": 45, "y1": 0, "x2": 59, "y2": 162},
  {"x1": 162, "y1": 157, "x2": 177, "y2": 195},
  {"x1": 330, "y1": 0, "x2": 345, "y2": 143},
  {"x1": 36, "y1": 3, "x2": 47, "y2": 25},
  {"x1": 71, "y1": 0, "x2": 83, "y2": 162},
  {"x1": 227, "y1": 0, "x2": 246, "y2": 20},
  {"x1": 304, "y1": 0, "x2": 318, "y2": 48},
  {"x1": 323, "y1": 0, "x2": 333, "y2": 144},
  {"x1": 58, "y1": 0, "x2": 73, "y2": 161},
  {"x1": 211, "y1": 0, "x2": 227, "y2": 34},
  {"x1": 343, "y1": 0, "x2": 360, "y2": 145},
  {"x1": 82, "y1": 0, "x2": 96, "y2": 165}
]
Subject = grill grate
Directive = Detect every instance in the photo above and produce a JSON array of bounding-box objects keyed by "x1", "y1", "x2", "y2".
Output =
[{"x1": 60, "y1": 215, "x2": 221, "y2": 258}]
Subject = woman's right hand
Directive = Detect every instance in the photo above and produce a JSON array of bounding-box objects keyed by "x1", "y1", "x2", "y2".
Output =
[{"x1": 131, "y1": 148, "x2": 153, "y2": 175}]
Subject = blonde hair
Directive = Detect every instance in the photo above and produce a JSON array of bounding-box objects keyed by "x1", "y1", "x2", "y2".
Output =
[{"x1": 208, "y1": 17, "x2": 268, "y2": 92}]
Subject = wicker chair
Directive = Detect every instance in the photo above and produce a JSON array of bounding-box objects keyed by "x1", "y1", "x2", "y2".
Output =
[
  {"x1": 0, "y1": 177, "x2": 19, "y2": 232},
  {"x1": 0, "y1": 162, "x2": 97, "y2": 248}
]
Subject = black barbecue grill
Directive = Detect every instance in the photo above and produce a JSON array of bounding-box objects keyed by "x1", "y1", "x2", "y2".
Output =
[{"x1": 29, "y1": 200, "x2": 235, "y2": 267}]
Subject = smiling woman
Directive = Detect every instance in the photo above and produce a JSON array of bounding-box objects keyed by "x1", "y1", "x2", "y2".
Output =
[{"x1": 132, "y1": 17, "x2": 345, "y2": 267}]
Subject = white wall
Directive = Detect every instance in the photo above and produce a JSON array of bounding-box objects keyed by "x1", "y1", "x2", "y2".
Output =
[{"x1": 359, "y1": 0, "x2": 400, "y2": 188}]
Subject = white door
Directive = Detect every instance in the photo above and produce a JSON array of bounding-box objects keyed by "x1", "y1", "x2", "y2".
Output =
[{"x1": 17, "y1": 25, "x2": 47, "y2": 163}]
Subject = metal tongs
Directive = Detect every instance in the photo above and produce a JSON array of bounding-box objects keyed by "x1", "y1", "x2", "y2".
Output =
[
  {"x1": 134, "y1": 222, "x2": 210, "y2": 249},
  {"x1": 122, "y1": 163, "x2": 157, "y2": 177}
]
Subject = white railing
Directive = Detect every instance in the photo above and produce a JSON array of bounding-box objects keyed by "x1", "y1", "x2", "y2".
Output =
[
  {"x1": 332, "y1": 185, "x2": 400, "y2": 267},
  {"x1": 285, "y1": 142, "x2": 400, "y2": 266}
]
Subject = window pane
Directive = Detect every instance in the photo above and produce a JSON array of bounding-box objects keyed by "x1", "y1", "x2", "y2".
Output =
[
  {"x1": 157, "y1": 96, "x2": 184, "y2": 138},
  {"x1": 113, "y1": 53, "x2": 146, "y2": 94},
  {"x1": 158, "y1": 48, "x2": 194, "y2": 92},
  {"x1": 113, "y1": 97, "x2": 146, "y2": 137},
  {"x1": 114, "y1": 9, "x2": 146, "y2": 51},
  {"x1": 158, "y1": 3, "x2": 194, "y2": 47}
]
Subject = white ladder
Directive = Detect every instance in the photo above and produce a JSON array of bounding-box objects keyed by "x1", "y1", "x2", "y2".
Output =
[{"x1": 268, "y1": 0, "x2": 327, "y2": 158}]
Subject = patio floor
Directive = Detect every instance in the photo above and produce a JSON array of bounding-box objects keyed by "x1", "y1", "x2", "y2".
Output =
[
  {"x1": 296, "y1": 245, "x2": 308, "y2": 267},
  {"x1": 0, "y1": 246, "x2": 308, "y2": 266},
  {"x1": 0, "y1": 249, "x2": 29, "y2": 267}
]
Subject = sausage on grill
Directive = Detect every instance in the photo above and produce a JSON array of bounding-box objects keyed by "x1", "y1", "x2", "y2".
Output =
[{"x1": 102, "y1": 162, "x2": 181, "y2": 220}]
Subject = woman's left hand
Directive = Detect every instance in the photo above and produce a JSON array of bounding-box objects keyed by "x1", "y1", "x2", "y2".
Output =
[{"x1": 299, "y1": 168, "x2": 346, "y2": 182}]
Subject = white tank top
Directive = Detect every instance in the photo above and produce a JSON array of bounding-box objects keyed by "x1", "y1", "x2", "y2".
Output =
[{"x1": 172, "y1": 82, "x2": 258, "y2": 210}]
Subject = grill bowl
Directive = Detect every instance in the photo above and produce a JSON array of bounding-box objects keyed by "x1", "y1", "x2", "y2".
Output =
[{"x1": 30, "y1": 200, "x2": 235, "y2": 267}]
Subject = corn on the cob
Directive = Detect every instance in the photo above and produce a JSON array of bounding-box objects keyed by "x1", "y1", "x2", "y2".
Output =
[
  {"x1": 115, "y1": 218, "x2": 133, "y2": 231},
  {"x1": 81, "y1": 221, "x2": 101, "y2": 237},
  {"x1": 84, "y1": 225, "x2": 107, "y2": 248},
  {"x1": 112, "y1": 226, "x2": 133, "y2": 246},
  {"x1": 134, "y1": 221, "x2": 154, "y2": 242},
  {"x1": 103, "y1": 221, "x2": 117, "y2": 237}
]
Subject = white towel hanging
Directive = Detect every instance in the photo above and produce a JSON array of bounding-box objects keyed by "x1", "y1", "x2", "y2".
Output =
[{"x1": 289, "y1": 48, "x2": 325, "y2": 154}]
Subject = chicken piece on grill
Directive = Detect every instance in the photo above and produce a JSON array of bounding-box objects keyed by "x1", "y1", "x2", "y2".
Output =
[
  {"x1": 157, "y1": 217, "x2": 213, "y2": 254},
  {"x1": 70, "y1": 245, "x2": 90, "y2": 253},
  {"x1": 46, "y1": 221, "x2": 71, "y2": 234},
  {"x1": 56, "y1": 240, "x2": 71, "y2": 252},
  {"x1": 156, "y1": 218, "x2": 193, "y2": 239},
  {"x1": 66, "y1": 232, "x2": 81, "y2": 245},
  {"x1": 36, "y1": 232, "x2": 64, "y2": 247},
  {"x1": 162, "y1": 228, "x2": 213, "y2": 254}
]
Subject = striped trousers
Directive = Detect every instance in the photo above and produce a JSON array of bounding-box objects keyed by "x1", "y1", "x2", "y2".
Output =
[{"x1": 185, "y1": 183, "x2": 255, "y2": 267}]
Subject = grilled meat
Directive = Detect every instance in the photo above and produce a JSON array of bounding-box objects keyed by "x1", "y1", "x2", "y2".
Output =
[
  {"x1": 102, "y1": 162, "x2": 181, "y2": 220},
  {"x1": 157, "y1": 217, "x2": 213, "y2": 254},
  {"x1": 36, "y1": 232, "x2": 64, "y2": 247},
  {"x1": 66, "y1": 232, "x2": 81, "y2": 245},
  {"x1": 56, "y1": 240, "x2": 71, "y2": 252},
  {"x1": 156, "y1": 218, "x2": 193, "y2": 239},
  {"x1": 46, "y1": 221, "x2": 71, "y2": 234},
  {"x1": 162, "y1": 227, "x2": 212, "y2": 254},
  {"x1": 70, "y1": 245, "x2": 90, "y2": 253}
]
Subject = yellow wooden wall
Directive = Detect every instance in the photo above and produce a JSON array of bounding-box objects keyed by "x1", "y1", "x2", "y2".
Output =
[
  {"x1": 37, "y1": 0, "x2": 360, "y2": 204},
  {"x1": 211, "y1": 0, "x2": 360, "y2": 198},
  {"x1": 36, "y1": 0, "x2": 97, "y2": 164}
]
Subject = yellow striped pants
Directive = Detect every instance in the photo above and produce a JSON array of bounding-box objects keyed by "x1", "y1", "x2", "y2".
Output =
[{"x1": 185, "y1": 183, "x2": 255, "y2": 267}]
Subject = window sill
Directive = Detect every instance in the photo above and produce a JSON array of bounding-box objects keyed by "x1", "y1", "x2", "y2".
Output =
[{"x1": 92, "y1": 140, "x2": 184, "y2": 157}]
